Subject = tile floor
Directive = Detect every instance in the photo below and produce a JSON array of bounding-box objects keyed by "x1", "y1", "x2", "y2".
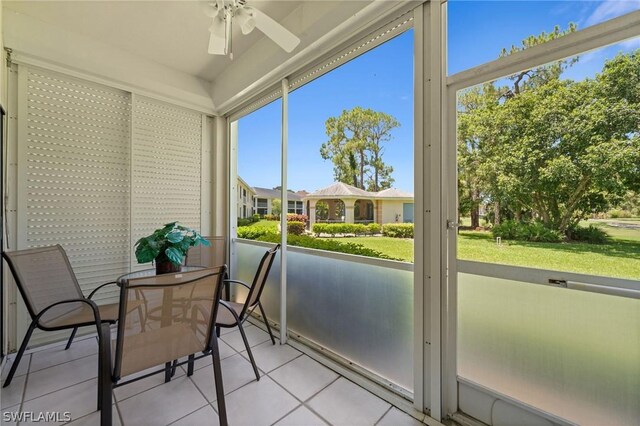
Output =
[{"x1": 1, "y1": 325, "x2": 425, "y2": 426}]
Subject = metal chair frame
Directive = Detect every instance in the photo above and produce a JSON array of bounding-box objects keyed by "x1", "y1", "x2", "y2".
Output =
[
  {"x1": 215, "y1": 244, "x2": 280, "y2": 381},
  {"x1": 1, "y1": 246, "x2": 117, "y2": 395}
]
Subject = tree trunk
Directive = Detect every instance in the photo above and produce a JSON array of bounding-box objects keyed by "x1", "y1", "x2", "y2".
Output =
[
  {"x1": 494, "y1": 201, "x2": 501, "y2": 226},
  {"x1": 470, "y1": 189, "x2": 480, "y2": 228},
  {"x1": 359, "y1": 150, "x2": 365, "y2": 190}
]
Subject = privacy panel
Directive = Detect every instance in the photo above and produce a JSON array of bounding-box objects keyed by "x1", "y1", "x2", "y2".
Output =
[
  {"x1": 18, "y1": 66, "x2": 131, "y2": 345},
  {"x1": 20, "y1": 66, "x2": 131, "y2": 301},
  {"x1": 131, "y1": 96, "x2": 202, "y2": 270}
]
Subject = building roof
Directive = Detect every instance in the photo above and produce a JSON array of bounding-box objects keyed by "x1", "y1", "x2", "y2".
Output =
[
  {"x1": 237, "y1": 176, "x2": 256, "y2": 195},
  {"x1": 305, "y1": 182, "x2": 373, "y2": 198},
  {"x1": 252, "y1": 187, "x2": 304, "y2": 201},
  {"x1": 375, "y1": 188, "x2": 414, "y2": 199}
]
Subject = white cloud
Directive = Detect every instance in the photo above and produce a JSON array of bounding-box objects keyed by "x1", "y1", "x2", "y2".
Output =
[{"x1": 585, "y1": 0, "x2": 640, "y2": 27}]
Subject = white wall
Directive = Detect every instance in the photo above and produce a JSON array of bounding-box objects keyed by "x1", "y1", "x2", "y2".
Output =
[
  {"x1": 381, "y1": 200, "x2": 409, "y2": 224},
  {"x1": 3, "y1": 9, "x2": 215, "y2": 113}
]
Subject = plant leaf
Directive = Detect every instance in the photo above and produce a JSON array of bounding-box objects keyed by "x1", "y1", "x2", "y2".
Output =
[
  {"x1": 166, "y1": 230, "x2": 184, "y2": 243},
  {"x1": 135, "y1": 244, "x2": 159, "y2": 264},
  {"x1": 165, "y1": 247, "x2": 183, "y2": 265}
]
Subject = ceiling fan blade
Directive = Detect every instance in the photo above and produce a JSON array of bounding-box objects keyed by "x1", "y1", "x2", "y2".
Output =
[
  {"x1": 208, "y1": 16, "x2": 226, "y2": 55},
  {"x1": 248, "y1": 7, "x2": 300, "y2": 53}
]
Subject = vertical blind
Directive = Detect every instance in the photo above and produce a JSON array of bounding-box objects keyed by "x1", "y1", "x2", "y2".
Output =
[{"x1": 17, "y1": 66, "x2": 205, "y2": 346}]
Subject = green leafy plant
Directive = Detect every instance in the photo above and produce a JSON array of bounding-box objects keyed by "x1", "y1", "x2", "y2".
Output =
[
  {"x1": 134, "y1": 222, "x2": 210, "y2": 266},
  {"x1": 382, "y1": 223, "x2": 414, "y2": 238},
  {"x1": 287, "y1": 221, "x2": 306, "y2": 235}
]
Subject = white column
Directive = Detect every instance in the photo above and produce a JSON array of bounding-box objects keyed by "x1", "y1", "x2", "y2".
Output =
[
  {"x1": 344, "y1": 199, "x2": 355, "y2": 223},
  {"x1": 308, "y1": 200, "x2": 317, "y2": 228}
]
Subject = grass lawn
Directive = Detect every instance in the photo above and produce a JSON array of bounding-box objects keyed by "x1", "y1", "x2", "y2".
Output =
[
  {"x1": 247, "y1": 219, "x2": 639, "y2": 279},
  {"x1": 457, "y1": 229, "x2": 640, "y2": 280},
  {"x1": 319, "y1": 236, "x2": 414, "y2": 262}
]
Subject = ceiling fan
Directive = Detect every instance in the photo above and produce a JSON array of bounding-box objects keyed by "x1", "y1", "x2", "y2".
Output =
[{"x1": 203, "y1": 0, "x2": 301, "y2": 58}]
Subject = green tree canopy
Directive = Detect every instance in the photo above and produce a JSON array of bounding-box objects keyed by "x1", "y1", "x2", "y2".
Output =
[
  {"x1": 321, "y1": 107, "x2": 399, "y2": 191},
  {"x1": 458, "y1": 26, "x2": 640, "y2": 234}
]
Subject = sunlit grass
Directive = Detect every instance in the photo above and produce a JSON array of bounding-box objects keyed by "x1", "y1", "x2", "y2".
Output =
[{"x1": 318, "y1": 236, "x2": 414, "y2": 262}]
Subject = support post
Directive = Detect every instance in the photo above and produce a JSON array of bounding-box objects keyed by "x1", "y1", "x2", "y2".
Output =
[{"x1": 280, "y1": 79, "x2": 288, "y2": 344}]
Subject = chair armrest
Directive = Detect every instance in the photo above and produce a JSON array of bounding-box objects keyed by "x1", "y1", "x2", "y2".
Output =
[
  {"x1": 223, "y1": 279, "x2": 251, "y2": 291},
  {"x1": 35, "y1": 298, "x2": 102, "y2": 328},
  {"x1": 88, "y1": 281, "x2": 119, "y2": 300}
]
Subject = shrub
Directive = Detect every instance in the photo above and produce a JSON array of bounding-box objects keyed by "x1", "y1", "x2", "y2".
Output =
[
  {"x1": 252, "y1": 214, "x2": 261, "y2": 222},
  {"x1": 608, "y1": 209, "x2": 633, "y2": 219},
  {"x1": 367, "y1": 223, "x2": 382, "y2": 235},
  {"x1": 264, "y1": 214, "x2": 279, "y2": 221},
  {"x1": 287, "y1": 221, "x2": 305, "y2": 235},
  {"x1": 566, "y1": 225, "x2": 608, "y2": 244},
  {"x1": 256, "y1": 233, "x2": 400, "y2": 261},
  {"x1": 287, "y1": 214, "x2": 308, "y2": 223},
  {"x1": 382, "y1": 223, "x2": 414, "y2": 238},
  {"x1": 237, "y1": 226, "x2": 275, "y2": 240},
  {"x1": 311, "y1": 223, "x2": 370, "y2": 236},
  {"x1": 237, "y1": 217, "x2": 253, "y2": 227},
  {"x1": 492, "y1": 220, "x2": 561, "y2": 243}
]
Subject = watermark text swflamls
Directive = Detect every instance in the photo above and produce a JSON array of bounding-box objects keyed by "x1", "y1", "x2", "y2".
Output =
[{"x1": 3, "y1": 411, "x2": 71, "y2": 422}]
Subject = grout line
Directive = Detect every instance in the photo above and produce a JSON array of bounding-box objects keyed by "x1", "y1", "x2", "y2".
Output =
[
  {"x1": 374, "y1": 406, "x2": 394, "y2": 425},
  {"x1": 27, "y1": 349, "x2": 98, "y2": 375},
  {"x1": 15, "y1": 352, "x2": 33, "y2": 426},
  {"x1": 268, "y1": 402, "x2": 304, "y2": 426},
  {"x1": 166, "y1": 403, "x2": 210, "y2": 426},
  {"x1": 113, "y1": 391, "x2": 125, "y2": 426},
  {"x1": 299, "y1": 376, "x2": 341, "y2": 426},
  {"x1": 20, "y1": 376, "x2": 97, "y2": 406}
]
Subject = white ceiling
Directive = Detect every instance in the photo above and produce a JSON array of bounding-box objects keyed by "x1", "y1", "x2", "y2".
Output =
[{"x1": 3, "y1": 0, "x2": 309, "y2": 82}]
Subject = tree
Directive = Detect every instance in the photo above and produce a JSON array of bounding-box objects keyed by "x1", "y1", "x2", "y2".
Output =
[
  {"x1": 458, "y1": 37, "x2": 640, "y2": 234},
  {"x1": 321, "y1": 107, "x2": 399, "y2": 191},
  {"x1": 271, "y1": 199, "x2": 282, "y2": 216}
]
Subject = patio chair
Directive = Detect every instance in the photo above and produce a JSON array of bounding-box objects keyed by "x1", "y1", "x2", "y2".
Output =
[
  {"x1": 1, "y1": 245, "x2": 132, "y2": 388},
  {"x1": 98, "y1": 266, "x2": 228, "y2": 426},
  {"x1": 185, "y1": 236, "x2": 226, "y2": 268},
  {"x1": 215, "y1": 244, "x2": 280, "y2": 381}
]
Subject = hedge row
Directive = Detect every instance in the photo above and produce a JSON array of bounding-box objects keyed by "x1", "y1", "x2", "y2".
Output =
[
  {"x1": 256, "y1": 233, "x2": 400, "y2": 261},
  {"x1": 381, "y1": 223, "x2": 414, "y2": 238},
  {"x1": 237, "y1": 226, "x2": 275, "y2": 240},
  {"x1": 491, "y1": 220, "x2": 561, "y2": 243},
  {"x1": 312, "y1": 223, "x2": 381, "y2": 236},
  {"x1": 237, "y1": 215, "x2": 260, "y2": 227}
]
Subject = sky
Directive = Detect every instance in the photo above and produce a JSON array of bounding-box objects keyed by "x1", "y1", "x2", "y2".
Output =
[{"x1": 237, "y1": 1, "x2": 639, "y2": 193}]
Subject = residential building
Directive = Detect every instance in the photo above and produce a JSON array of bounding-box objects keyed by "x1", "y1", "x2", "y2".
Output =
[{"x1": 237, "y1": 176, "x2": 256, "y2": 219}]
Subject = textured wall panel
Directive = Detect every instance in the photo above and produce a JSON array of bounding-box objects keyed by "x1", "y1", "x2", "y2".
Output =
[{"x1": 131, "y1": 96, "x2": 202, "y2": 269}]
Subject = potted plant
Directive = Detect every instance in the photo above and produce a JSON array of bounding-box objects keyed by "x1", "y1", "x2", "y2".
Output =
[{"x1": 134, "y1": 222, "x2": 210, "y2": 274}]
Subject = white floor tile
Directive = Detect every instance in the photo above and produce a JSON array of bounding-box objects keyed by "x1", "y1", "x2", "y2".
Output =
[
  {"x1": 1, "y1": 404, "x2": 21, "y2": 426},
  {"x1": 1, "y1": 353, "x2": 31, "y2": 381},
  {"x1": 377, "y1": 407, "x2": 424, "y2": 426},
  {"x1": 270, "y1": 356, "x2": 338, "y2": 401},
  {"x1": 171, "y1": 405, "x2": 220, "y2": 426},
  {"x1": 225, "y1": 376, "x2": 299, "y2": 426},
  {"x1": 240, "y1": 340, "x2": 301, "y2": 373},
  {"x1": 221, "y1": 325, "x2": 270, "y2": 352},
  {"x1": 118, "y1": 375, "x2": 208, "y2": 426},
  {"x1": 1, "y1": 374, "x2": 26, "y2": 409},
  {"x1": 275, "y1": 405, "x2": 328, "y2": 426},
  {"x1": 113, "y1": 364, "x2": 186, "y2": 402},
  {"x1": 29, "y1": 337, "x2": 97, "y2": 373},
  {"x1": 190, "y1": 354, "x2": 258, "y2": 402},
  {"x1": 308, "y1": 378, "x2": 390, "y2": 426},
  {"x1": 20, "y1": 378, "x2": 99, "y2": 426},
  {"x1": 187, "y1": 340, "x2": 237, "y2": 372},
  {"x1": 66, "y1": 405, "x2": 121, "y2": 426},
  {"x1": 23, "y1": 355, "x2": 97, "y2": 401}
]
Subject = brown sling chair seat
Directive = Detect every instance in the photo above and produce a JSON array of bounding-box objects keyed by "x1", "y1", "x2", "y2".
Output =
[
  {"x1": 98, "y1": 267, "x2": 228, "y2": 426},
  {"x1": 1, "y1": 245, "x2": 140, "y2": 389}
]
